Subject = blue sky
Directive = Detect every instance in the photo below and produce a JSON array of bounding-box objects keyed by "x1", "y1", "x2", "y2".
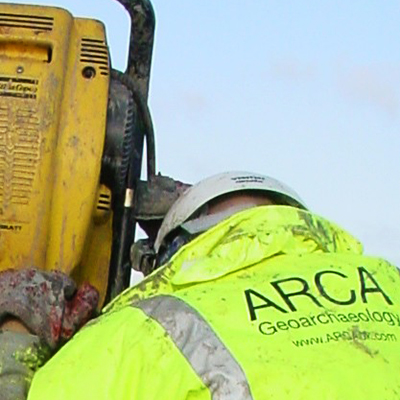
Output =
[{"x1": 8, "y1": 0, "x2": 400, "y2": 267}]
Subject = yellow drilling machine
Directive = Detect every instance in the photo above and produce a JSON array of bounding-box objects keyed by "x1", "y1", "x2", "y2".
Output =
[{"x1": 0, "y1": 0, "x2": 185, "y2": 307}]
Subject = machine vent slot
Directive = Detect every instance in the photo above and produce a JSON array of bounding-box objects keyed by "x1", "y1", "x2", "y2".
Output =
[
  {"x1": 0, "y1": 105, "x2": 40, "y2": 207},
  {"x1": 97, "y1": 192, "x2": 111, "y2": 212},
  {"x1": 0, "y1": 12, "x2": 53, "y2": 31},
  {"x1": 80, "y1": 38, "x2": 110, "y2": 76}
]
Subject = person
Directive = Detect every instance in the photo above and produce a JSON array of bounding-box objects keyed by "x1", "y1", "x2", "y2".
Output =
[{"x1": 28, "y1": 171, "x2": 400, "y2": 399}]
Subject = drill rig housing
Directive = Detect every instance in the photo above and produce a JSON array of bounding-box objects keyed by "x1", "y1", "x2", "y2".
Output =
[{"x1": 0, "y1": 0, "x2": 158, "y2": 306}]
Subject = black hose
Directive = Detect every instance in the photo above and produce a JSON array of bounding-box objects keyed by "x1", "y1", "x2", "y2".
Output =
[{"x1": 111, "y1": 69, "x2": 156, "y2": 180}]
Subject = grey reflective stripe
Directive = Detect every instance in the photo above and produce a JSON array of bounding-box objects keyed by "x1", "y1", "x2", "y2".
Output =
[{"x1": 135, "y1": 295, "x2": 253, "y2": 400}]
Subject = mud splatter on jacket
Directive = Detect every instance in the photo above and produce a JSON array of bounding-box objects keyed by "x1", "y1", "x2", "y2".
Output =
[{"x1": 28, "y1": 206, "x2": 400, "y2": 399}]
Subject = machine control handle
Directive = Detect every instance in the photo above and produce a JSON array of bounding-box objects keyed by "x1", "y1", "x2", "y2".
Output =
[{"x1": 114, "y1": 0, "x2": 155, "y2": 99}]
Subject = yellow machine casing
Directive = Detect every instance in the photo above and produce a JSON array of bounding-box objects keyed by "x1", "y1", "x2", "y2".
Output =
[{"x1": 0, "y1": 3, "x2": 112, "y2": 306}]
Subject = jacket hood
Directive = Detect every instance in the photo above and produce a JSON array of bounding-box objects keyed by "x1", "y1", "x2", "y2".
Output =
[
  {"x1": 105, "y1": 206, "x2": 363, "y2": 312},
  {"x1": 170, "y1": 206, "x2": 363, "y2": 285}
]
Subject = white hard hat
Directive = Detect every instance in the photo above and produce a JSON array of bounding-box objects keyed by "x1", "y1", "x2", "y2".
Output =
[{"x1": 154, "y1": 171, "x2": 307, "y2": 252}]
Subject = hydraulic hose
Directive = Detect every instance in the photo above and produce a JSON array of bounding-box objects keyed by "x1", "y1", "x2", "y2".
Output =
[{"x1": 111, "y1": 69, "x2": 156, "y2": 180}]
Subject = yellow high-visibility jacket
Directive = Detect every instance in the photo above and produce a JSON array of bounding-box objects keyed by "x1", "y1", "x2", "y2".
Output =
[{"x1": 28, "y1": 206, "x2": 400, "y2": 400}]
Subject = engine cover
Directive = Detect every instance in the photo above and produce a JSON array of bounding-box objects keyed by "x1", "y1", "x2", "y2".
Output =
[{"x1": 0, "y1": 4, "x2": 112, "y2": 306}]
